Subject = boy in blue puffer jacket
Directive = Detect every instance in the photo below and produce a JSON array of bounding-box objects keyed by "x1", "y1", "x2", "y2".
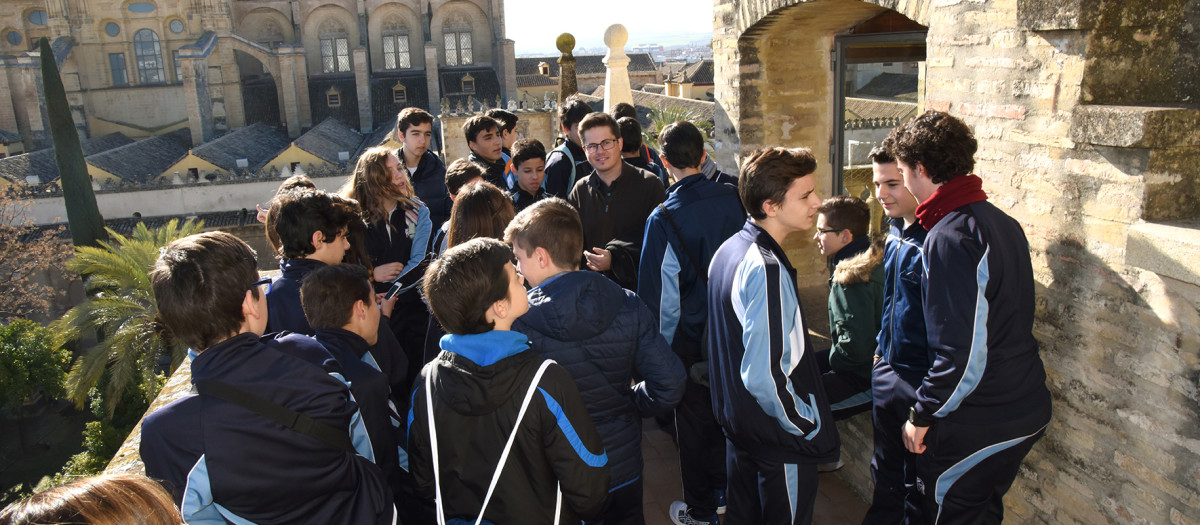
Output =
[{"x1": 507, "y1": 198, "x2": 687, "y2": 525}]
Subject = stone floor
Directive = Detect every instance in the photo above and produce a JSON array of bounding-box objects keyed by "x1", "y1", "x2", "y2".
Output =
[{"x1": 639, "y1": 417, "x2": 869, "y2": 525}]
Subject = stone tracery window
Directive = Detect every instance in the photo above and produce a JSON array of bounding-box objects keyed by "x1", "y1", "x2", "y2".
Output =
[
  {"x1": 319, "y1": 19, "x2": 350, "y2": 73},
  {"x1": 382, "y1": 16, "x2": 411, "y2": 69},
  {"x1": 133, "y1": 29, "x2": 165, "y2": 84},
  {"x1": 443, "y1": 14, "x2": 472, "y2": 66}
]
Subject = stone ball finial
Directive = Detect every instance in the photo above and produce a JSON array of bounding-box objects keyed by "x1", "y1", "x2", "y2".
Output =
[
  {"x1": 603, "y1": 24, "x2": 628, "y2": 49},
  {"x1": 556, "y1": 33, "x2": 575, "y2": 54}
]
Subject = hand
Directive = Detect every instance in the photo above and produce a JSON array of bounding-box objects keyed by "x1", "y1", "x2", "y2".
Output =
[
  {"x1": 874, "y1": 354, "x2": 881, "y2": 365},
  {"x1": 373, "y1": 262, "x2": 405, "y2": 282},
  {"x1": 902, "y1": 421, "x2": 929, "y2": 454},
  {"x1": 376, "y1": 293, "x2": 398, "y2": 318},
  {"x1": 584, "y1": 247, "x2": 612, "y2": 272}
]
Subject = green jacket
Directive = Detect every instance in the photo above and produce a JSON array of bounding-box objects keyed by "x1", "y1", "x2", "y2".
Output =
[{"x1": 828, "y1": 239, "x2": 885, "y2": 378}]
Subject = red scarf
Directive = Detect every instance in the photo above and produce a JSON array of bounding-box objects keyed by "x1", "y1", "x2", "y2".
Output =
[{"x1": 915, "y1": 174, "x2": 988, "y2": 230}]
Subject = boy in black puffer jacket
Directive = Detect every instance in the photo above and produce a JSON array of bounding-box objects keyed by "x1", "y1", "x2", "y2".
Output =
[{"x1": 506, "y1": 198, "x2": 686, "y2": 525}]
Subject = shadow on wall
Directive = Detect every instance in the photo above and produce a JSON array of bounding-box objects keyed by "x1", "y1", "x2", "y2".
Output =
[{"x1": 1021, "y1": 235, "x2": 1200, "y2": 522}]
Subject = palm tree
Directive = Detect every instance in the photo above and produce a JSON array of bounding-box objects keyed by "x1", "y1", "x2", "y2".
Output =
[
  {"x1": 52, "y1": 219, "x2": 203, "y2": 417},
  {"x1": 641, "y1": 104, "x2": 716, "y2": 152}
]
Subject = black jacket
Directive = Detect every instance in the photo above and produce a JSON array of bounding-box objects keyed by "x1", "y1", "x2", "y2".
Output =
[
  {"x1": 400, "y1": 148, "x2": 450, "y2": 228},
  {"x1": 408, "y1": 331, "x2": 610, "y2": 524},
  {"x1": 469, "y1": 152, "x2": 508, "y2": 189},
  {"x1": 567, "y1": 162, "x2": 666, "y2": 290},
  {"x1": 514, "y1": 271, "x2": 685, "y2": 488}
]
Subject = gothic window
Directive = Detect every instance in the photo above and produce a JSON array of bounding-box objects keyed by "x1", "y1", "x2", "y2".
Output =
[
  {"x1": 443, "y1": 15, "x2": 472, "y2": 66},
  {"x1": 319, "y1": 19, "x2": 350, "y2": 73},
  {"x1": 133, "y1": 29, "x2": 165, "y2": 84},
  {"x1": 383, "y1": 33, "x2": 410, "y2": 69}
]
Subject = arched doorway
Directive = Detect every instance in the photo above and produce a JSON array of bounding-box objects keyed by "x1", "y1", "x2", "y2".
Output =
[{"x1": 235, "y1": 49, "x2": 281, "y2": 127}]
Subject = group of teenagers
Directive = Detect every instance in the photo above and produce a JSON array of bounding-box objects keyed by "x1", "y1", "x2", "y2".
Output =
[{"x1": 60, "y1": 98, "x2": 1048, "y2": 525}]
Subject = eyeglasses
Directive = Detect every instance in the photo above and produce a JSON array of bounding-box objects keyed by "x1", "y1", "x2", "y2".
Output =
[
  {"x1": 816, "y1": 228, "x2": 841, "y2": 234},
  {"x1": 249, "y1": 276, "x2": 271, "y2": 292},
  {"x1": 584, "y1": 138, "x2": 619, "y2": 153}
]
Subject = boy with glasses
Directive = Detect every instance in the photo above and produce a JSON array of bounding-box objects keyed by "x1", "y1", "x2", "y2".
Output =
[{"x1": 567, "y1": 112, "x2": 665, "y2": 290}]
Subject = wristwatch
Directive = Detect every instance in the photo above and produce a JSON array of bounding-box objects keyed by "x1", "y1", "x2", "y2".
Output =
[{"x1": 908, "y1": 407, "x2": 933, "y2": 428}]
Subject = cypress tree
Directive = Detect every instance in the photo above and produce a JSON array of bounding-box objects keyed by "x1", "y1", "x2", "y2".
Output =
[{"x1": 40, "y1": 37, "x2": 105, "y2": 248}]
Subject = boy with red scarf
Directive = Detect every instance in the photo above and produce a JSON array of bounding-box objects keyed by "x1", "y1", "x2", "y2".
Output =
[{"x1": 889, "y1": 111, "x2": 1051, "y2": 524}]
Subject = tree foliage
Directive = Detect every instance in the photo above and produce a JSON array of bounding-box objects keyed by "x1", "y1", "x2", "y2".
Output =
[
  {"x1": 40, "y1": 37, "x2": 106, "y2": 249},
  {"x1": 52, "y1": 219, "x2": 202, "y2": 415},
  {"x1": 0, "y1": 187, "x2": 73, "y2": 324},
  {"x1": 0, "y1": 319, "x2": 70, "y2": 412},
  {"x1": 641, "y1": 104, "x2": 715, "y2": 153}
]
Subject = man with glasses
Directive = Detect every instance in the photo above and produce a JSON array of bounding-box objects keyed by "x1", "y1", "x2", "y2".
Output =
[{"x1": 567, "y1": 112, "x2": 665, "y2": 290}]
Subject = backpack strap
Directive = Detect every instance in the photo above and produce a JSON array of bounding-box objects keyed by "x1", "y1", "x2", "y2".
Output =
[
  {"x1": 428, "y1": 359, "x2": 560, "y2": 525},
  {"x1": 194, "y1": 379, "x2": 355, "y2": 454},
  {"x1": 553, "y1": 143, "x2": 578, "y2": 192}
]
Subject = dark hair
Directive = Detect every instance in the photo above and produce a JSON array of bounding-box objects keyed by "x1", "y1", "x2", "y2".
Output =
[
  {"x1": 886, "y1": 111, "x2": 977, "y2": 184},
  {"x1": 396, "y1": 107, "x2": 433, "y2": 135},
  {"x1": 151, "y1": 232, "x2": 260, "y2": 352},
  {"x1": 867, "y1": 145, "x2": 894, "y2": 164},
  {"x1": 462, "y1": 115, "x2": 499, "y2": 144},
  {"x1": 0, "y1": 474, "x2": 181, "y2": 525},
  {"x1": 330, "y1": 194, "x2": 372, "y2": 271},
  {"x1": 617, "y1": 117, "x2": 643, "y2": 153},
  {"x1": 558, "y1": 95, "x2": 592, "y2": 129},
  {"x1": 485, "y1": 109, "x2": 518, "y2": 133},
  {"x1": 659, "y1": 121, "x2": 704, "y2": 169},
  {"x1": 818, "y1": 195, "x2": 870, "y2": 239},
  {"x1": 447, "y1": 182, "x2": 516, "y2": 248},
  {"x1": 739, "y1": 147, "x2": 817, "y2": 220},
  {"x1": 445, "y1": 158, "x2": 486, "y2": 196},
  {"x1": 609, "y1": 102, "x2": 637, "y2": 121},
  {"x1": 510, "y1": 138, "x2": 546, "y2": 169},
  {"x1": 273, "y1": 189, "x2": 356, "y2": 260},
  {"x1": 578, "y1": 112, "x2": 619, "y2": 145},
  {"x1": 423, "y1": 237, "x2": 514, "y2": 335},
  {"x1": 342, "y1": 146, "x2": 417, "y2": 224},
  {"x1": 503, "y1": 197, "x2": 582, "y2": 270},
  {"x1": 264, "y1": 174, "x2": 318, "y2": 256},
  {"x1": 301, "y1": 264, "x2": 373, "y2": 330}
]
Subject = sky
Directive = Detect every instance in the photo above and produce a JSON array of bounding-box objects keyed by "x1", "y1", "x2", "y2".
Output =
[{"x1": 503, "y1": 0, "x2": 714, "y2": 56}]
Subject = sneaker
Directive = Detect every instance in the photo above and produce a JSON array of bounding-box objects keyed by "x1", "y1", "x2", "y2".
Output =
[
  {"x1": 715, "y1": 489, "x2": 726, "y2": 515},
  {"x1": 669, "y1": 500, "x2": 719, "y2": 525}
]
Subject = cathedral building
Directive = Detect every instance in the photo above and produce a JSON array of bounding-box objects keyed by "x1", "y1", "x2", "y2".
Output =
[{"x1": 0, "y1": 0, "x2": 516, "y2": 150}]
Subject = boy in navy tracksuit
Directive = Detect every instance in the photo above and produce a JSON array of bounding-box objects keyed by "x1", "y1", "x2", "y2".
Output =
[
  {"x1": 408, "y1": 237, "x2": 610, "y2": 524},
  {"x1": 508, "y1": 138, "x2": 549, "y2": 213},
  {"x1": 618, "y1": 117, "x2": 669, "y2": 187},
  {"x1": 397, "y1": 108, "x2": 451, "y2": 228},
  {"x1": 891, "y1": 111, "x2": 1051, "y2": 524},
  {"x1": 813, "y1": 196, "x2": 883, "y2": 421},
  {"x1": 637, "y1": 121, "x2": 745, "y2": 525},
  {"x1": 263, "y1": 189, "x2": 409, "y2": 410},
  {"x1": 140, "y1": 232, "x2": 394, "y2": 524},
  {"x1": 707, "y1": 148, "x2": 840, "y2": 525},
  {"x1": 464, "y1": 115, "x2": 508, "y2": 189},
  {"x1": 862, "y1": 146, "x2": 930, "y2": 525},
  {"x1": 508, "y1": 198, "x2": 686, "y2": 525},
  {"x1": 544, "y1": 96, "x2": 593, "y2": 199}
]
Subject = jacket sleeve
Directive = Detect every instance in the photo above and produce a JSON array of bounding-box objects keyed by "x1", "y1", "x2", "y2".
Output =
[
  {"x1": 406, "y1": 373, "x2": 435, "y2": 501},
  {"x1": 538, "y1": 365, "x2": 610, "y2": 519},
  {"x1": 544, "y1": 151, "x2": 572, "y2": 199},
  {"x1": 637, "y1": 215, "x2": 681, "y2": 345},
  {"x1": 735, "y1": 257, "x2": 823, "y2": 438},
  {"x1": 914, "y1": 228, "x2": 988, "y2": 420},
  {"x1": 827, "y1": 281, "x2": 880, "y2": 377},
  {"x1": 406, "y1": 204, "x2": 432, "y2": 270},
  {"x1": 630, "y1": 298, "x2": 687, "y2": 416}
]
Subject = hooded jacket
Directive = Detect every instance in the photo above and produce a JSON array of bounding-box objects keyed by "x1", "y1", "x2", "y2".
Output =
[
  {"x1": 514, "y1": 271, "x2": 686, "y2": 489},
  {"x1": 706, "y1": 220, "x2": 840, "y2": 463},
  {"x1": 141, "y1": 333, "x2": 394, "y2": 525},
  {"x1": 877, "y1": 218, "x2": 932, "y2": 383},
  {"x1": 407, "y1": 331, "x2": 610, "y2": 524},
  {"x1": 827, "y1": 237, "x2": 885, "y2": 379}
]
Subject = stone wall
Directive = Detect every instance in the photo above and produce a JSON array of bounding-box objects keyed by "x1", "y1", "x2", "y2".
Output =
[{"x1": 714, "y1": 0, "x2": 1200, "y2": 522}]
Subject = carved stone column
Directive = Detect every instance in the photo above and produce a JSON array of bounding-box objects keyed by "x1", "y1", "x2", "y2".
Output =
[
  {"x1": 602, "y1": 24, "x2": 632, "y2": 112},
  {"x1": 556, "y1": 33, "x2": 577, "y2": 103},
  {"x1": 425, "y1": 42, "x2": 440, "y2": 116}
]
